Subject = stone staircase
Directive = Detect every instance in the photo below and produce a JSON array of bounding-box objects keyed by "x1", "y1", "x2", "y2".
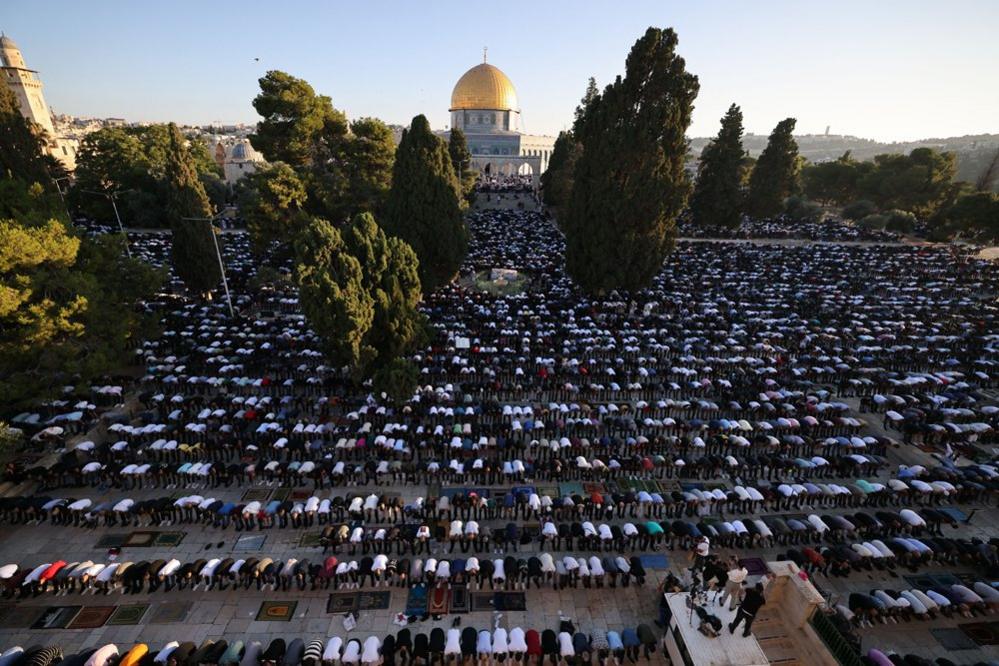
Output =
[{"x1": 753, "y1": 607, "x2": 805, "y2": 665}]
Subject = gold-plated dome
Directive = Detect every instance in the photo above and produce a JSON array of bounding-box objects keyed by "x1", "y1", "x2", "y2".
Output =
[{"x1": 450, "y1": 63, "x2": 519, "y2": 111}]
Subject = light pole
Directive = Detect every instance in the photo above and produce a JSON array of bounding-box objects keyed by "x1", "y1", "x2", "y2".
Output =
[
  {"x1": 181, "y1": 215, "x2": 234, "y2": 318},
  {"x1": 80, "y1": 189, "x2": 132, "y2": 257}
]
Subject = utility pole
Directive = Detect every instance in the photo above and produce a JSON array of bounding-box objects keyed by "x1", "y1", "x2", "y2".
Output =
[{"x1": 181, "y1": 215, "x2": 234, "y2": 318}]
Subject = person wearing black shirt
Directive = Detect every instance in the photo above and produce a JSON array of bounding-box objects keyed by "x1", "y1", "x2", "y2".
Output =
[{"x1": 729, "y1": 582, "x2": 766, "y2": 637}]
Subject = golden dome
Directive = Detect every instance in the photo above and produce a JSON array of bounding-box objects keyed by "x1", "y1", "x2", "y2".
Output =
[{"x1": 450, "y1": 63, "x2": 519, "y2": 112}]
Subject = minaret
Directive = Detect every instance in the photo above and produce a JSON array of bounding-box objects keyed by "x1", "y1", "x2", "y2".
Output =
[{"x1": 1, "y1": 33, "x2": 57, "y2": 140}]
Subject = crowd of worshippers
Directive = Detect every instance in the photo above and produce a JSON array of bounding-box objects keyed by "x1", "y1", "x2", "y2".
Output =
[
  {"x1": 1, "y1": 463, "x2": 984, "y2": 542},
  {"x1": 675, "y1": 214, "x2": 905, "y2": 242},
  {"x1": 8, "y1": 214, "x2": 997, "y2": 512},
  {"x1": 0, "y1": 616, "x2": 664, "y2": 666},
  {"x1": 2, "y1": 550, "x2": 657, "y2": 597}
]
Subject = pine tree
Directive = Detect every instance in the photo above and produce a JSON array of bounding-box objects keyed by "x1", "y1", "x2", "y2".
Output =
[
  {"x1": 689, "y1": 104, "x2": 746, "y2": 228},
  {"x1": 562, "y1": 27, "x2": 698, "y2": 294},
  {"x1": 240, "y1": 162, "x2": 308, "y2": 254},
  {"x1": 573, "y1": 77, "x2": 599, "y2": 134},
  {"x1": 165, "y1": 123, "x2": 221, "y2": 295},
  {"x1": 383, "y1": 115, "x2": 467, "y2": 292},
  {"x1": 746, "y1": 118, "x2": 800, "y2": 218}
]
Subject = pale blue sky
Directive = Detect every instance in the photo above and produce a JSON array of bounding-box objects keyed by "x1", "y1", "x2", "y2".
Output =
[{"x1": 2, "y1": 0, "x2": 997, "y2": 141}]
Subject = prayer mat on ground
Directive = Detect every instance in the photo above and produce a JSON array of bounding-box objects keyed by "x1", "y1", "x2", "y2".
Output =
[
  {"x1": 494, "y1": 592, "x2": 526, "y2": 611},
  {"x1": 358, "y1": 591, "x2": 391, "y2": 611},
  {"x1": 739, "y1": 558, "x2": 769, "y2": 576},
  {"x1": 256, "y1": 600, "x2": 297, "y2": 622},
  {"x1": 271, "y1": 488, "x2": 291, "y2": 502},
  {"x1": 123, "y1": 531, "x2": 159, "y2": 547},
  {"x1": 298, "y1": 533, "x2": 321, "y2": 548},
  {"x1": 639, "y1": 554, "x2": 669, "y2": 569},
  {"x1": 511, "y1": 486, "x2": 536, "y2": 496},
  {"x1": 931, "y1": 628, "x2": 978, "y2": 650},
  {"x1": 450, "y1": 584, "x2": 469, "y2": 613},
  {"x1": 522, "y1": 523, "x2": 540, "y2": 539},
  {"x1": 470, "y1": 592, "x2": 496, "y2": 612},
  {"x1": 153, "y1": 531, "x2": 185, "y2": 547},
  {"x1": 536, "y1": 485, "x2": 559, "y2": 498},
  {"x1": 960, "y1": 621, "x2": 999, "y2": 646},
  {"x1": 235, "y1": 534, "x2": 267, "y2": 551},
  {"x1": 241, "y1": 488, "x2": 271, "y2": 502},
  {"x1": 558, "y1": 483, "x2": 584, "y2": 497},
  {"x1": 95, "y1": 533, "x2": 128, "y2": 548},
  {"x1": 904, "y1": 574, "x2": 938, "y2": 590},
  {"x1": 405, "y1": 584, "x2": 429, "y2": 616},
  {"x1": 67, "y1": 605, "x2": 116, "y2": 629},
  {"x1": 0, "y1": 605, "x2": 15, "y2": 625},
  {"x1": 680, "y1": 482, "x2": 704, "y2": 492},
  {"x1": 582, "y1": 483, "x2": 606, "y2": 495},
  {"x1": 326, "y1": 593, "x2": 358, "y2": 614},
  {"x1": 938, "y1": 507, "x2": 968, "y2": 523},
  {"x1": 0, "y1": 605, "x2": 46, "y2": 629},
  {"x1": 32, "y1": 605, "x2": 81, "y2": 629},
  {"x1": 291, "y1": 489, "x2": 312, "y2": 501},
  {"x1": 428, "y1": 586, "x2": 449, "y2": 616},
  {"x1": 149, "y1": 600, "x2": 193, "y2": 624},
  {"x1": 106, "y1": 603, "x2": 149, "y2": 626}
]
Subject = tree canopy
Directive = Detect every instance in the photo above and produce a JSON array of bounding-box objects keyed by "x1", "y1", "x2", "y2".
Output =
[
  {"x1": 250, "y1": 70, "x2": 349, "y2": 169},
  {"x1": 447, "y1": 127, "x2": 476, "y2": 206},
  {"x1": 746, "y1": 118, "x2": 800, "y2": 217},
  {"x1": 294, "y1": 212, "x2": 424, "y2": 377},
  {"x1": 240, "y1": 162, "x2": 308, "y2": 254},
  {"x1": 164, "y1": 123, "x2": 223, "y2": 296},
  {"x1": 0, "y1": 90, "x2": 162, "y2": 410},
  {"x1": 562, "y1": 27, "x2": 698, "y2": 293},
  {"x1": 71, "y1": 124, "x2": 224, "y2": 227},
  {"x1": 382, "y1": 114, "x2": 467, "y2": 292},
  {"x1": 689, "y1": 103, "x2": 746, "y2": 228},
  {"x1": 248, "y1": 72, "x2": 395, "y2": 224},
  {"x1": 540, "y1": 131, "x2": 580, "y2": 210}
]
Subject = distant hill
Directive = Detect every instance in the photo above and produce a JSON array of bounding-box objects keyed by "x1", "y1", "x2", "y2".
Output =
[{"x1": 689, "y1": 133, "x2": 999, "y2": 188}]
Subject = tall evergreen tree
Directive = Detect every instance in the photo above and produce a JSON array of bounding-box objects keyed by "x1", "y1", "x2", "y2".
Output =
[
  {"x1": 165, "y1": 123, "x2": 221, "y2": 296},
  {"x1": 562, "y1": 27, "x2": 699, "y2": 294},
  {"x1": 689, "y1": 104, "x2": 746, "y2": 228},
  {"x1": 447, "y1": 127, "x2": 476, "y2": 205},
  {"x1": 294, "y1": 212, "x2": 423, "y2": 375},
  {"x1": 540, "y1": 131, "x2": 580, "y2": 210},
  {"x1": 249, "y1": 70, "x2": 349, "y2": 169},
  {"x1": 383, "y1": 115, "x2": 467, "y2": 292},
  {"x1": 240, "y1": 162, "x2": 308, "y2": 254},
  {"x1": 0, "y1": 81, "x2": 50, "y2": 186},
  {"x1": 746, "y1": 118, "x2": 800, "y2": 217},
  {"x1": 573, "y1": 77, "x2": 599, "y2": 134}
]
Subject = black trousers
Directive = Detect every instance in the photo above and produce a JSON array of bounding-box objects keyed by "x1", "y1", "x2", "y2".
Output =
[{"x1": 729, "y1": 608, "x2": 756, "y2": 636}]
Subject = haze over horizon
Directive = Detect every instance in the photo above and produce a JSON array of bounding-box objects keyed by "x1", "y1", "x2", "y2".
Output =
[{"x1": 3, "y1": 0, "x2": 997, "y2": 142}]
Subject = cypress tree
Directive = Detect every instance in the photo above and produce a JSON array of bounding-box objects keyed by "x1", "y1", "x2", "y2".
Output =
[
  {"x1": 563, "y1": 27, "x2": 698, "y2": 294},
  {"x1": 746, "y1": 118, "x2": 800, "y2": 218},
  {"x1": 447, "y1": 127, "x2": 476, "y2": 205},
  {"x1": 165, "y1": 123, "x2": 221, "y2": 296},
  {"x1": 540, "y1": 131, "x2": 580, "y2": 210},
  {"x1": 383, "y1": 115, "x2": 467, "y2": 292},
  {"x1": 295, "y1": 216, "x2": 373, "y2": 370},
  {"x1": 0, "y1": 81, "x2": 50, "y2": 186},
  {"x1": 689, "y1": 104, "x2": 746, "y2": 228},
  {"x1": 294, "y1": 212, "x2": 423, "y2": 375}
]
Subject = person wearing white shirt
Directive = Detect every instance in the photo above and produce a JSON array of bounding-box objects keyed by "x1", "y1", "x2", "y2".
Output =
[
  {"x1": 508, "y1": 628, "x2": 527, "y2": 661},
  {"x1": 445, "y1": 629, "x2": 461, "y2": 658},
  {"x1": 492, "y1": 558, "x2": 506, "y2": 588},
  {"x1": 360, "y1": 636, "x2": 380, "y2": 666},
  {"x1": 492, "y1": 628, "x2": 509, "y2": 663}
]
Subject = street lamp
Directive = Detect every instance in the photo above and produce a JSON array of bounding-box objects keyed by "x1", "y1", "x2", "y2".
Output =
[
  {"x1": 79, "y1": 188, "x2": 132, "y2": 258},
  {"x1": 181, "y1": 214, "x2": 234, "y2": 318}
]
